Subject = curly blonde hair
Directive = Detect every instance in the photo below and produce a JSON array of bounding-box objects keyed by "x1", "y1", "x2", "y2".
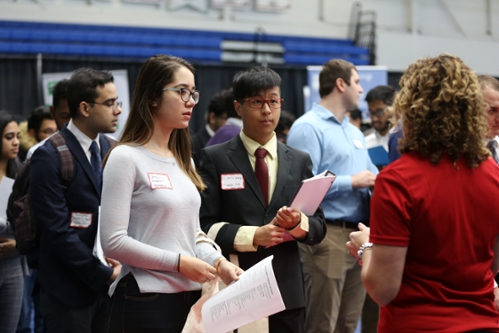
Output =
[{"x1": 393, "y1": 54, "x2": 489, "y2": 168}]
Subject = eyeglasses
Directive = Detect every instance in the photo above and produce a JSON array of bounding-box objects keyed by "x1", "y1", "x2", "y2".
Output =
[
  {"x1": 39, "y1": 128, "x2": 56, "y2": 135},
  {"x1": 241, "y1": 98, "x2": 284, "y2": 109},
  {"x1": 87, "y1": 100, "x2": 123, "y2": 111},
  {"x1": 369, "y1": 109, "x2": 387, "y2": 117},
  {"x1": 163, "y1": 87, "x2": 200, "y2": 104}
]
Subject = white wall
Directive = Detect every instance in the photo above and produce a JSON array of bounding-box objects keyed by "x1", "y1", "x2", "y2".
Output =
[{"x1": 1, "y1": 0, "x2": 499, "y2": 75}]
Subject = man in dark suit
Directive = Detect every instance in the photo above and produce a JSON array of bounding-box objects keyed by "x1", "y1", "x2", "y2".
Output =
[
  {"x1": 199, "y1": 66, "x2": 326, "y2": 333},
  {"x1": 30, "y1": 68, "x2": 121, "y2": 333}
]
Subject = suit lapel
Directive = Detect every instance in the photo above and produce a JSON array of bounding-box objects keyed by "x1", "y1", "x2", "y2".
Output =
[
  {"x1": 227, "y1": 136, "x2": 267, "y2": 208},
  {"x1": 61, "y1": 127, "x2": 101, "y2": 195},
  {"x1": 269, "y1": 142, "x2": 292, "y2": 209}
]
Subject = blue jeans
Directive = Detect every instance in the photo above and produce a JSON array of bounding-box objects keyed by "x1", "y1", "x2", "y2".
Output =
[
  {"x1": 0, "y1": 256, "x2": 24, "y2": 333},
  {"x1": 17, "y1": 269, "x2": 46, "y2": 333},
  {"x1": 107, "y1": 274, "x2": 201, "y2": 333}
]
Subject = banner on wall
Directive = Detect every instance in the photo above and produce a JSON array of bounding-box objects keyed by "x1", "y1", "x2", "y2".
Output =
[
  {"x1": 42, "y1": 70, "x2": 130, "y2": 140},
  {"x1": 304, "y1": 65, "x2": 388, "y2": 120}
]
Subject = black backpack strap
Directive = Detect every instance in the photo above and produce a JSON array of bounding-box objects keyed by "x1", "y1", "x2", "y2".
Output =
[{"x1": 48, "y1": 132, "x2": 75, "y2": 188}]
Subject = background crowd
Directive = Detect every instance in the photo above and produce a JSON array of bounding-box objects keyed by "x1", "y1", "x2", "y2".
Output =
[{"x1": 1, "y1": 52, "x2": 499, "y2": 333}]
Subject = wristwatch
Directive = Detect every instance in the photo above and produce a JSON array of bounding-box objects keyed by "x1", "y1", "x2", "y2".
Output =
[{"x1": 357, "y1": 242, "x2": 373, "y2": 264}]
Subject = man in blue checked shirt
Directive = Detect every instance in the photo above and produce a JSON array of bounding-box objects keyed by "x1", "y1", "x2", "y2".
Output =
[{"x1": 287, "y1": 59, "x2": 378, "y2": 333}]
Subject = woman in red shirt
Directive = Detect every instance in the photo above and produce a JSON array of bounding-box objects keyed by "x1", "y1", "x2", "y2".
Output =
[{"x1": 347, "y1": 54, "x2": 499, "y2": 333}]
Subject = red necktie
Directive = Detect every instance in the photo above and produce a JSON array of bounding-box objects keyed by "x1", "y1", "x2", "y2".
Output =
[{"x1": 254, "y1": 148, "x2": 269, "y2": 206}]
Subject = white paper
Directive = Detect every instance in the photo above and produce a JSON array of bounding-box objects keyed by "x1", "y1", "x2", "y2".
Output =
[
  {"x1": 202, "y1": 255, "x2": 285, "y2": 333},
  {"x1": 93, "y1": 207, "x2": 109, "y2": 266},
  {"x1": 0, "y1": 177, "x2": 14, "y2": 219}
]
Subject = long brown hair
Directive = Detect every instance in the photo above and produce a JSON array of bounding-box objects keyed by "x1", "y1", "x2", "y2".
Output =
[
  {"x1": 394, "y1": 54, "x2": 489, "y2": 168},
  {"x1": 104, "y1": 54, "x2": 205, "y2": 190}
]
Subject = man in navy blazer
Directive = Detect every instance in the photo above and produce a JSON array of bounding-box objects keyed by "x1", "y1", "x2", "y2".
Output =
[
  {"x1": 30, "y1": 68, "x2": 121, "y2": 333},
  {"x1": 199, "y1": 66, "x2": 326, "y2": 333}
]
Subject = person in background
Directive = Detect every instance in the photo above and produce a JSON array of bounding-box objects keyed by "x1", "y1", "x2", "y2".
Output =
[
  {"x1": 347, "y1": 54, "x2": 499, "y2": 333},
  {"x1": 100, "y1": 55, "x2": 242, "y2": 333},
  {"x1": 17, "y1": 79, "x2": 70, "y2": 333},
  {"x1": 26, "y1": 80, "x2": 70, "y2": 161},
  {"x1": 0, "y1": 110, "x2": 22, "y2": 333},
  {"x1": 477, "y1": 75, "x2": 499, "y2": 307},
  {"x1": 364, "y1": 85, "x2": 395, "y2": 152},
  {"x1": 191, "y1": 89, "x2": 229, "y2": 166},
  {"x1": 16, "y1": 108, "x2": 56, "y2": 332},
  {"x1": 205, "y1": 88, "x2": 241, "y2": 147},
  {"x1": 287, "y1": 59, "x2": 377, "y2": 333},
  {"x1": 360, "y1": 87, "x2": 397, "y2": 333},
  {"x1": 275, "y1": 110, "x2": 295, "y2": 143},
  {"x1": 30, "y1": 68, "x2": 122, "y2": 333},
  {"x1": 387, "y1": 125, "x2": 403, "y2": 163},
  {"x1": 18, "y1": 107, "x2": 57, "y2": 162},
  {"x1": 347, "y1": 109, "x2": 362, "y2": 130},
  {"x1": 478, "y1": 75, "x2": 499, "y2": 164},
  {"x1": 199, "y1": 65, "x2": 326, "y2": 333},
  {"x1": 48, "y1": 80, "x2": 71, "y2": 130}
]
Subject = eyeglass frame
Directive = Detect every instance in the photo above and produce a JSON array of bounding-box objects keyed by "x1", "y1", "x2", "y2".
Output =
[
  {"x1": 239, "y1": 97, "x2": 284, "y2": 109},
  {"x1": 86, "y1": 100, "x2": 123, "y2": 111},
  {"x1": 38, "y1": 128, "x2": 57, "y2": 135},
  {"x1": 368, "y1": 108, "x2": 388, "y2": 117},
  {"x1": 162, "y1": 87, "x2": 200, "y2": 104}
]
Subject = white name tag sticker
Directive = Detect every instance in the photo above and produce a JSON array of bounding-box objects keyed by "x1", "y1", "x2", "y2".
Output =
[
  {"x1": 70, "y1": 212, "x2": 92, "y2": 228},
  {"x1": 221, "y1": 173, "x2": 245, "y2": 190},
  {"x1": 148, "y1": 173, "x2": 173, "y2": 190},
  {"x1": 353, "y1": 139, "x2": 364, "y2": 149}
]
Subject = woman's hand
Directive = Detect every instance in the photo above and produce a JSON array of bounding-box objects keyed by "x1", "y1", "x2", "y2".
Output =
[
  {"x1": 216, "y1": 259, "x2": 243, "y2": 285},
  {"x1": 0, "y1": 237, "x2": 18, "y2": 259},
  {"x1": 346, "y1": 223, "x2": 370, "y2": 260},
  {"x1": 179, "y1": 255, "x2": 217, "y2": 283},
  {"x1": 494, "y1": 286, "x2": 499, "y2": 312}
]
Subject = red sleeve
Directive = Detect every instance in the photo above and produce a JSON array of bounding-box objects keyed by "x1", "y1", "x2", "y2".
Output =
[{"x1": 370, "y1": 167, "x2": 412, "y2": 247}]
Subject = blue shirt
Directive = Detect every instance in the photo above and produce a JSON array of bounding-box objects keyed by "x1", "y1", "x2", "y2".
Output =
[
  {"x1": 388, "y1": 125, "x2": 404, "y2": 163},
  {"x1": 287, "y1": 103, "x2": 378, "y2": 222}
]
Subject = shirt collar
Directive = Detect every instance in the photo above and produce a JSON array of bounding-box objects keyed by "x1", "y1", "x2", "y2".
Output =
[
  {"x1": 484, "y1": 136, "x2": 499, "y2": 145},
  {"x1": 239, "y1": 131, "x2": 278, "y2": 160},
  {"x1": 373, "y1": 130, "x2": 389, "y2": 139},
  {"x1": 313, "y1": 103, "x2": 348, "y2": 127},
  {"x1": 67, "y1": 119, "x2": 100, "y2": 152},
  {"x1": 205, "y1": 124, "x2": 215, "y2": 137},
  {"x1": 226, "y1": 118, "x2": 243, "y2": 127}
]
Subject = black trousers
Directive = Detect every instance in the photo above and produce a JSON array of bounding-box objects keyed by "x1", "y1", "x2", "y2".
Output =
[
  {"x1": 107, "y1": 274, "x2": 201, "y2": 333},
  {"x1": 40, "y1": 288, "x2": 109, "y2": 333},
  {"x1": 269, "y1": 307, "x2": 305, "y2": 333}
]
